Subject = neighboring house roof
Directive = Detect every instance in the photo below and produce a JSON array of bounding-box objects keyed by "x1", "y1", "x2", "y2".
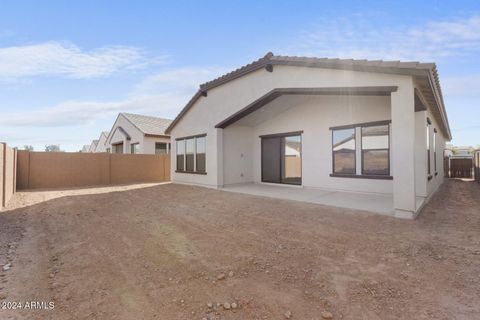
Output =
[
  {"x1": 121, "y1": 113, "x2": 172, "y2": 137},
  {"x1": 165, "y1": 52, "x2": 451, "y2": 140},
  {"x1": 105, "y1": 113, "x2": 172, "y2": 145},
  {"x1": 81, "y1": 145, "x2": 90, "y2": 152},
  {"x1": 89, "y1": 140, "x2": 98, "y2": 152},
  {"x1": 93, "y1": 131, "x2": 110, "y2": 150}
]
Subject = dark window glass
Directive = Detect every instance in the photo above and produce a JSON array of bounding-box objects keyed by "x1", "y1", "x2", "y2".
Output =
[
  {"x1": 155, "y1": 142, "x2": 167, "y2": 155},
  {"x1": 261, "y1": 137, "x2": 282, "y2": 183},
  {"x1": 113, "y1": 143, "x2": 123, "y2": 154},
  {"x1": 130, "y1": 143, "x2": 139, "y2": 154},
  {"x1": 196, "y1": 136, "x2": 206, "y2": 173},
  {"x1": 176, "y1": 140, "x2": 185, "y2": 171},
  {"x1": 333, "y1": 128, "x2": 356, "y2": 174},
  {"x1": 433, "y1": 130, "x2": 437, "y2": 173},
  {"x1": 361, "y1": 125, "x2": 389, "y2": 175},
  {"x1": 185, "y1": 138, "x2": 195, "y2": 172},
  {"x1": 427, "y1": 123, "x2": 431, "y2": 175}
]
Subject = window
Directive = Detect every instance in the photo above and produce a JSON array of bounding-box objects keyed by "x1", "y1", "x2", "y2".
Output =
[
  {"x1": 106, "y1": 148, "x2": 111, "y2": 153},
  {"x1": 176, "y1": 134, "x2": 206, "y2": 174},
  {"x1": 433, "y1": 128, "x2": 437, "y2": 174},
  {"x1": 361, "y1": 124, "x2": 389, "y2": 175},
  {"x1": 332, "y1": 128, "x2": 356, "y2": 174},
  {"x1": 196, "y1": 136, "x2": 206, "y2": 173},
  {"x1": 185, "y1": 138, "x2": 195, "y2": 172},
  {"x1": 427, "y1": 118, "x2": 431, "y2": 177},
  {"x1": 130, "y1": 143, "x2": 140, "y2": 154},
  {"x1": 176, "y1": 140, "x2": 185, "y2": 171},
  {"x1": 112, "y1": 143, "x2": 123, "y2": 154},
  {"x1": 155, "y1": 142, "x2": 168, "y2": 155}
]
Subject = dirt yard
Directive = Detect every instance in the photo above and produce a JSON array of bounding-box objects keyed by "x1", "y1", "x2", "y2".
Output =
[{"x1": 0, "y1": 180, "x2": 479, "y2": 320}]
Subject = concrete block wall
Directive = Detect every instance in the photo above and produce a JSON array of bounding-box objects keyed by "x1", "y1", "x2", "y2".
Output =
[
  {"x1": 1, "y1": 143, "x2": 17, "y2": 209},
  {"x1": 16, "y1": 151, "x2": 170, "y2": 190}
]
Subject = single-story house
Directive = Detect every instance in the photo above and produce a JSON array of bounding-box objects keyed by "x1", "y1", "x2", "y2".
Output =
[
  {"x1": 88, "y1": 140, "x2": 98, "y2": 153},
  {"x1": 105, "y1": 113, "x2": 172, "y2": 154},
  {"x1": 93, "y1": 131, "x2": 109, "y2": 153},
  {"x1": 165, "y1": 53, "x2": 451, "y2": 219}
]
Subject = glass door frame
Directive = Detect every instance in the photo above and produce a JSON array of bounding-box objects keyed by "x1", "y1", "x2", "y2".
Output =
[{"x1": 260, "y1": 130, "x2": 303, "y2": 186}]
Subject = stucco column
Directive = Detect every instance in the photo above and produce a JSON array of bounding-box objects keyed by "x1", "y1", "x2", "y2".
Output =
[
  {"x1": 215, "y1": 128, "x2": 224, "y2": 187},
  {"x1": 391, "y1": 81, "x2": 417, "y2": 219},
  {"x1": 414, "y1": 111, "x2": 427, "y2": 198},
  {"x1": 124, "y1": 139, "x2": 131, "y2": 154}
]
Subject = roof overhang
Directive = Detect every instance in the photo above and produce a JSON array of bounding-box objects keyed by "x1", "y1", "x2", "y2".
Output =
[
  {"x1": 145, "y1": 134, "x2": 170, "y2": 138},
  {"x1": 107, "y1": 126, "x2": 131, "y2": 145},
  {"x1": 215, "y1": 86, "x2": 398, "y2": 129},
  {"x1": 165, "y1": 53, "x2": 451, "y2": 140}
]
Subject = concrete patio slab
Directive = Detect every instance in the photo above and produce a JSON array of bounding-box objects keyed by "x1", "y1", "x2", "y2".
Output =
[{"x1": 222, "y1": 183, "x2": 395, "y2": 215}]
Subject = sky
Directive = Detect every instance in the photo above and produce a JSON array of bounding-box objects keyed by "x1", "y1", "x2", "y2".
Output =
[{"x1": 0, "y1": 0, "x2": 479, "y2": 151}]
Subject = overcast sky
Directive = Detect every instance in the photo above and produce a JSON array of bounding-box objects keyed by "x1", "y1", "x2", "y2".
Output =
[{"x1": 1, "y1": 0, "x2": 479, "y2": 151}]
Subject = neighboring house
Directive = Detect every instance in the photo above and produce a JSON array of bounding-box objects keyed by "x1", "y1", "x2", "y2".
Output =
[
  {"x1": 81, "y1": 145, "x2": 90, "y2": 153},
  {"x1": 105, "y1": 113, "x2": 172, "y2": 154},
  {"x1": 93, "y1": 131, "x2": 110, "y2": 153},
  {"x1": 450, "y1": 146, "x2": 475, "y2": 158},
  {"x1": 165, "y1": 52, "x2": 452, "y2": 219},
  {"x1": 88, "y1": 140, "x2": 98, "y2": 153}
]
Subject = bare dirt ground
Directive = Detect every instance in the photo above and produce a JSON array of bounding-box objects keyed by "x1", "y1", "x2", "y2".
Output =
[{"x1": 0, "y1": 179, "x2": 479, "y2": 320}]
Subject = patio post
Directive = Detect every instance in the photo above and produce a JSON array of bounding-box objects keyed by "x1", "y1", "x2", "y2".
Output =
[{"x1": 391, "y1": 79, "x2": 417, "y2": 219}]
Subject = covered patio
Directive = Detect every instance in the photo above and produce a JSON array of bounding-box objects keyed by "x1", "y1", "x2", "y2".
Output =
[
  {"x1": 222, "y1": 183, "x2": 426, "y2": 216},
  {"x1": 222, "y1": 183, "x2": 395, "y2": 215}
]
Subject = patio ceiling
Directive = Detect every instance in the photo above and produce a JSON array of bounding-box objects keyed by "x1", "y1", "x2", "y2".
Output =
[{"x1": 215, "y1": 86, "x2": 398, "y2": 129}]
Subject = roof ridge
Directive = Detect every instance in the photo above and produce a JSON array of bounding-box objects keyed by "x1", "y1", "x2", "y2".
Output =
[
  {"x1": 197, "y1": 52, "x2": 436, "y2": 92},
  {"x1": 165, "y1": 52, "x2": 448, "y2": 139},
  {"x1": 122, "y1": 112, "x2": 173, "y2": 121}
]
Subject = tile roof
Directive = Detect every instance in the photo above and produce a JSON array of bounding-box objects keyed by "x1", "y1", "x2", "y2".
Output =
[
  {"x1": 121, "y1": 113, "x2": 172, "y2": 136},
  {"x1": 199, "y1": 52, "x2": 437, "y2": 92},
  {"x1": 166, "y1": 52, "x2": 449, "y2": 139}
]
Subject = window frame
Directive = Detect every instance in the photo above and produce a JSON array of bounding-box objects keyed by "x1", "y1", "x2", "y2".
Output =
[
  {"x1": 331, "y1": 127, "x2": 356, "y2": 175},
  {"x1": 155, "y1": 142, "x2": 169, "y2": 155},
  {"x1": 176, "y1": 140, "x2": 185, "y2": 172},
  {"x1": 195, "y1": 136, "x2": 206, "y2": 174},
  {"x1": 175, "y1": 134, "x2": 207, "y2": 175},
  {"x1": 130, "y1": 143, "x2": 140, "y2": 154},
  {"x1": 185, "y1": 138, "x2": 195, "y2": 172},
  {"x1": 427, "y1": 117, "x2": 432, "y2": 180},
  {"x1": 433, "y1": 128, "x2": 437, "y2": 176},
  {"x1": 259, "y1": 131, "x2": 303, "y2": 185},
  {"x1": 360, "y1": 123, "x2": 390, "y2": 176},
  {"x1": 329, "y1": 120, "x2": 393, "y2": 180}
]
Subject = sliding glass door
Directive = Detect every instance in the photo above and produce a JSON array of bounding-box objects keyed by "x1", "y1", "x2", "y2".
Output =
[{"x1": 261, "y1": 132, "x2": 302, "y2": 185}]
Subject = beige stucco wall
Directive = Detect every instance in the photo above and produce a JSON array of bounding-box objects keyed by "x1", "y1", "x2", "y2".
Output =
[
  {"x1": 223, "y1": 95, "x2": 393, "y2": 194},
  {"x1": 95, "y1": 133, "x2": 108, "y2": 153},
  {"x1": 107, "y1": 115, "x2": 170, "y2": 154},
  {"x1": 412, "y1": 86, "x2": 448, "y2": 206},
  {"x1": 1, "y1": 143, "x2": 17, "y2": 208},
  {"x1": 170, "y1": 64, "x2": 448, "y2": 218},
  {"x1": 143, "y1": 136, "x2": 171, "y2": 154},
  {"x1": 426, "y1": 107, "x2": 447, "y2": 196},
  {"x1": 0, "y1": 144, "x2": 3, "y2": 206},
  {"x1": 171, "y1": 65, "x2": 413, "y2": 186}
]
